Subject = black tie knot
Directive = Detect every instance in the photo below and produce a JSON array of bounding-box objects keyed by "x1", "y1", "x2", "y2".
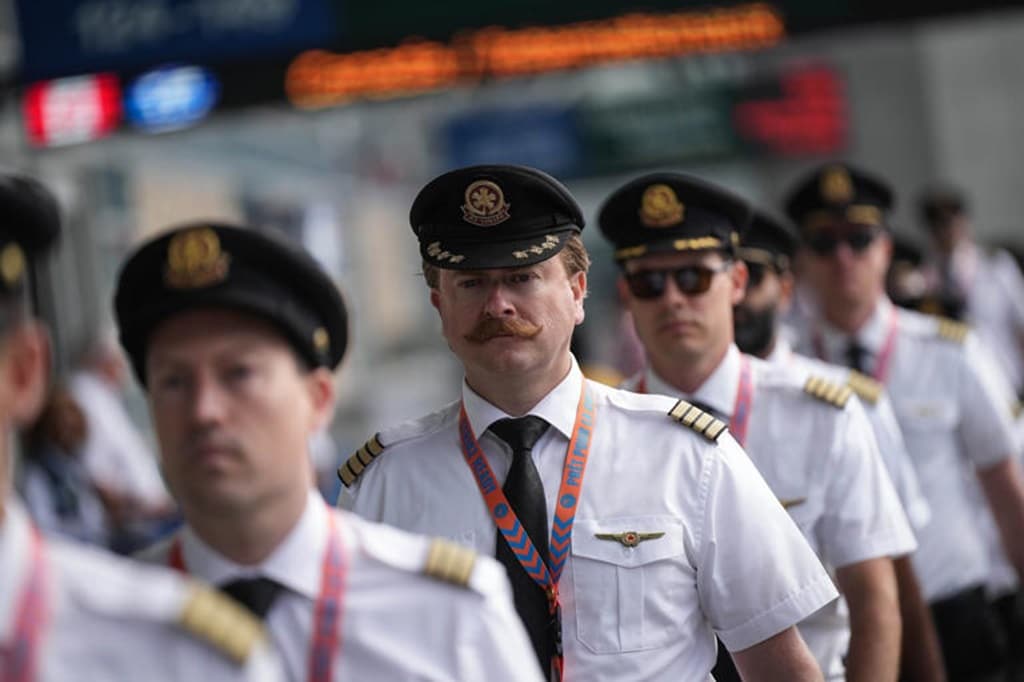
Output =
[
  {"x1": 489, "y1": 416, "x2": 549, "y2": 453},
  {"x1": 219, "y1": 577, "x2": 284, "y2": 620},
  {"x1": 845, "y1": 339, "x2": 870, "y2": 373}
]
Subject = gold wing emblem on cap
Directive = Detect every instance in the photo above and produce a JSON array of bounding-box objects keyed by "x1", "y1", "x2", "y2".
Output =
[
  {"x1": 164, "y1": 227, "x2": 231, "y2": 289},
  {"x1": 462, "y1": 180, "x2": 511, "y2": 227},
  {"x1": 639, "y1": 184, "x2": 685, "y2": 228},
  {"x1": 594, "y1": 531, "x2": 665, "y2": 548},
  {"x1": 820, "y1": 166, "x2": 854, "y2": 204},
  {"x1": 0, "y1": 243, "x2": 25, "y2": 288}
]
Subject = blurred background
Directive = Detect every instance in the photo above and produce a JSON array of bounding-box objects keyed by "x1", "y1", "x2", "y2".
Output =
[{"x1": 2, "y1": 0, "x2": 1023, "y2": 522}]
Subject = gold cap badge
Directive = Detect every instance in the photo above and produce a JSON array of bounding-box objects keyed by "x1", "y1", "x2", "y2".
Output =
[
  {"x1": 639, "y1": 184, "x2": 685, "y2": 228},
  {"x1": 164, "y1": 227, "x2": 231, "y2": 290},
  {"x1": 312, "y1": 327, "x2": 330, "y2": 353},
  {"x1": 820, "y1": 166, "x2": 854, "y2": 204},
  {"x1": 0, "y1": 243, "x2": 25, "y2": 288},
  {"x1": 462, "y1": 180, "x2": 511, "y2": 227}
]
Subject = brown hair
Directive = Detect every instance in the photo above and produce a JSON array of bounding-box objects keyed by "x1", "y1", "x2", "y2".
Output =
[{"x1": 422, "y1": 234, "x2": 591, "y2": 288}]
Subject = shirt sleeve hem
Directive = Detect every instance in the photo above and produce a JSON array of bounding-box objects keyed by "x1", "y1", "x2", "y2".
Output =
[{"x1": 717, "y1": 574, "x2": 839, "y2": 652}]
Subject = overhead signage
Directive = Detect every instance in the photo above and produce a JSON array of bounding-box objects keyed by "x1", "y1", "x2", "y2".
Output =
[
  {"x1": 125, "y1": 65, "x2": 221, "y2": 132},
  {"x1": 22, "y1": 74, "x2": 121, "y2": 147}
]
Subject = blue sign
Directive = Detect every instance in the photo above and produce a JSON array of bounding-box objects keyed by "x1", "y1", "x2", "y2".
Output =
[
  {"x1": 125, "y1": 65, "x2": 220, "y2": 132},
  {"x1": 443, "y1": 106, "x2": 583, "y2": 178},
  {"x1": 16, "y1": 0, "x2": 337, "y2": 82}
]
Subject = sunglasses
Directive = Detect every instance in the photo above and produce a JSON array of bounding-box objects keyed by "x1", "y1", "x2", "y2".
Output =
[
  {"x1": 625, "y1": 262, "x2": 730, "y2": 299},
  {"x1": 805, "y1": 227, "x2": 882, "y2": 256}
]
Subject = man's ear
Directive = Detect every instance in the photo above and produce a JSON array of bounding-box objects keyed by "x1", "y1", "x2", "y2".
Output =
[
  {"x1": 305, "y1": 367, "x2": 337, "y2": 433},
  {"x1": 570, "y1": 270, "x2": 587, "y2": 325},
  {"x1": 4, "y1": 322, "x2": 51, "y2": 427},
  {"x1": 729, "y1": 260, "x2": 749, "y2": 306}
]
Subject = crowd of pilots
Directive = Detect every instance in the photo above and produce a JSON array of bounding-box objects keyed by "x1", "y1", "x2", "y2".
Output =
[{"x1": 2, "y1": 157, "x2": 1024, "y2": 682}]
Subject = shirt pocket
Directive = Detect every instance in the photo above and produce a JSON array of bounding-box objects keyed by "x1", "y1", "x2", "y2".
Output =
[
  {"x1": 894, "y1": 399, "x2": 959, "y2": 436},
  {"x1": 570, "y1": 516, "x2": 687, "y2": 654}
]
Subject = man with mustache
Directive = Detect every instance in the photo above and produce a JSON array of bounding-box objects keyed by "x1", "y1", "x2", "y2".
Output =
[
  {"x1": 118, "y1": 221, "x2": 538, "y2": 681},
  {"x1": 784, "y1": 162, "x2": 1024, "y2": 681},
  {"x1": 735, "y1": 208, "x2": 946, "y2": 681},
  {"x1": 0, "y1": 176, "x2": 283, "y2": 680},
  {"x1": 598, "y1": 172, "x2": 916, "y2": 682},
  {"x1": 339, "y1": 164, "x2": 838, "y2": 681}
]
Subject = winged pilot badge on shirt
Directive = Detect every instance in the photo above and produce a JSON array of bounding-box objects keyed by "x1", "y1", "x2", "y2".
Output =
[{"x1": 594, "y1": 531, "x2": 665, "y2": 548}]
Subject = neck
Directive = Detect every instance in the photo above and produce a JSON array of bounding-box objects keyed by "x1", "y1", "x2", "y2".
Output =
[
  {"x1": 754, "y1": 333, "x2": 778, "y2": 361},
  {"x1": 184, "y1": 483, "x2": 309, "y2": 565},
  {"x1": 465, "y1": 354, "x2": 573, "y2": 416},
  {"x1": 822, "y1": 296, "x2": 879, "y2": 335},
  {"x1": 650, "y1": 341, "x2": 729, "y2": 395}
]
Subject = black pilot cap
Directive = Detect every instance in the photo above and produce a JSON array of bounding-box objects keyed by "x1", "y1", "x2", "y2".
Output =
[
  {"x1": 114, "y1": 222, "x2": 348, "y2": 385},
  {"x1": 410, "y1": 164, "x2": 584, "y2": 271}
]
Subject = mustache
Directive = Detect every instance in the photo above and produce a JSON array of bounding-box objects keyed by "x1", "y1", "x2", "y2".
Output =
[
  {"x1": 185, "y1": 430, "x2": 243, "y2": 457},
  {"x1": 464, "y1": 317, "x2": 542, "y2": 343}
]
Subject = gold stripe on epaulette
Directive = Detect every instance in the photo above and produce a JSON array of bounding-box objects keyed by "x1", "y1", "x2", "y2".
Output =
[
  {"x1": 179, "y1": 585, "x2": 265, "y2": 665},
  {"x1": 936, "y1": 317, "x2": 969, "y2": 344},
  {"x1": 424, "y1": 539, "x2": 476, "y2": 588},
  {"x1": 337, "y1": 433, "x2": 385, "y2": 488},
  {"x1": 846, "y1": 371, "x2": 882, "y2": 405},
  {"x1": 667, "y1": 399, "x2": 727, "y2": 442},
  {"x1": 803, "y1": 375, "x2": 852, "y2": 409}
]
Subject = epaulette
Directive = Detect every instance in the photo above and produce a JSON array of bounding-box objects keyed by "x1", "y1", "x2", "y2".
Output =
[
  {"x1": 667, "y1": 399, "x2": 727, "y2": 442},
  {"x1": 337, "y1": 433, "x2": 385, "y2": 488},
  {"x1": 178, "y1": 585, "x2": 265, "y2": 665},
  {"x1": 845, "y1": 371, "x2": 882, "y2": 405},
  {"x1": 423, "y1": 539, "x2": 476, "y2": 588},
  {"x1": 803, "y1": 375, "x2": 852, "y2": 409},
  {"x1": 936, "y1": 317, "x2": 969, "y2": 344}
]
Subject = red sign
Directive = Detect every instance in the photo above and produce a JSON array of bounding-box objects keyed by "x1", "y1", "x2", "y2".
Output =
[
  {"x1": 733, "y1": 66, "x2": 847, "y2": 156},
  {"x1": 22, "y1": 74, "x2": 122, "y2": 147}
]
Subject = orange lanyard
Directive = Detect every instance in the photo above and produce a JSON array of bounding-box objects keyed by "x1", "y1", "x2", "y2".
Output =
[{"x1": 458, "y1": 384, "x2": 596, "y2": 681}]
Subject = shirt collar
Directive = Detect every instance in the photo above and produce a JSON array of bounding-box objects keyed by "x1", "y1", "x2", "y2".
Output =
[
  {"x1": 462, "y1": 356, "x2": 583, "y2": 441},
  {"x1": 179, "y1": 489, "x2": 327, "y2": 601},
  {"x1": 645, "y1": 344, "x2": 741, "y2": 418},
  {"x1": 766, "y1": 336, "x2": 794, "y2": 365},
  {"x1": 817, "y1": 296, "x2": 894, "y2": 358}
]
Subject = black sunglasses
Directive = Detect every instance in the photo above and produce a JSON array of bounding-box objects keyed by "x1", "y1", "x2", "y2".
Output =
[
  {"x1": 625, "y1": 263, "x2": 730, "y2": 300},
  {"x1": 806, "y1": 227, "x2": 882, "y2": 256},
  {"x1": 745, "y1": 261, "x2": 768, "y2": 289}
]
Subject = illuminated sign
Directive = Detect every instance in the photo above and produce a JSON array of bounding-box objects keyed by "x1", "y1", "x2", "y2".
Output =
[
  {"x1": 22, "y1": 74, "x2": 121, "y2": 147},
  {"x1": 733, "y1": 65, "x2": 847, "y2": 155},
  {"x1": 15, "y1": 0, "x2": 336, "y2": 82},
  {"x1": 286, "y1": 4, "x2": 785, "y2": 109},
  {"x1": 125, "y1": 65, "x2": 221, "y2": 132}
]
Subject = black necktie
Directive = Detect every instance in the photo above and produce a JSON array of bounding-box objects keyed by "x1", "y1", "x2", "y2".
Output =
[
  {"x1": 219, "y1": 577, "x2": 284, "y2": 620},
  {"x1": 845, "y1": 339, "x2": 870, "y2": 374},
  {"x1": 489, "y1": 416, "x2": 554, "y2": 676}
]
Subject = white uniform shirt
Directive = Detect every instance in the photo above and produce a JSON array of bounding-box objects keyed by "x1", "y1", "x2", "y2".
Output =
[
  {"x1": 794, "y1": 297, "x2": 1021, "y2": 601},
  {"x1": 143, "y1": 490, "x2": 539, "y2": 682},
  {"x1": 931, "y1": 243, "x2": 1024, "y2": 391},
  {"x1": 340, "y1": 359, "x2": 837, "y2": 682},
  {"x1": 68, "y1": 371, "x2": 171, "y2": 508},
  {"x1": 767, "y1": 337, "x2": 932, "y2": 531},
  {"x1": 0, "y1": 500, "x2": 281, "y2": 681},
  {"x1": 630, "y1": 346, "x2": 916, "y2": 679}
]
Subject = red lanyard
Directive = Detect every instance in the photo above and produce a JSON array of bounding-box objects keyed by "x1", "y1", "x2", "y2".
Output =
[
  {"x1": 635, "y1": 354, "x2": 754, "y2": 446},
  {"x1": 1, "y1": 524, "x2": 48, "y2": 682},
  {"x1": 812, "y1": 307, "x2": 899, "y2": 383},
  {"x1": 458, "y1": 384, "x2": 596, "y2": 681},
  {"x1": 169, "y1": 506, "x2": 346, "y2": 682},
  {"x1": 730, "y1": 355, "x2": 754, "y2": 446}
]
